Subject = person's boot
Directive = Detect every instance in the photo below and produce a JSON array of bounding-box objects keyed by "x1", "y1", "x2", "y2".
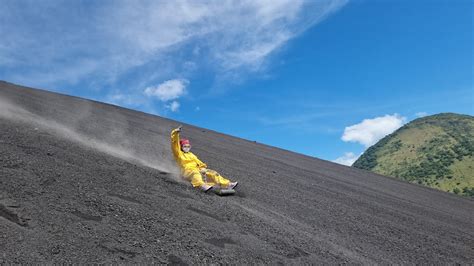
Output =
[
  {"x1": 200, "y1": 184, "x2": 213, "y2": 193},
  {"x1": 228, "y1": 182, "x2": 238, "y2": 189}
]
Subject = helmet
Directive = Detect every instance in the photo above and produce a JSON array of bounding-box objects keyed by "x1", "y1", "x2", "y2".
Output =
[{"x1": 180, "y1": 139, "x2": 191, "y2": 147}]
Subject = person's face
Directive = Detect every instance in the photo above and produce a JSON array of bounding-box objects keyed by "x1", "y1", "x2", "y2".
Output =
[{"x1": 182, "y1": 144, "x2": 191, "y2": 153}]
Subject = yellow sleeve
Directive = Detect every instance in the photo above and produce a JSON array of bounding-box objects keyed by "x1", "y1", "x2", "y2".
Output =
[
  {"x1": 171, "y1": 128, "x2": 183, "y2": 160},
  {"x1": 194, "y1": 155, "x2": 208, "y2": 169}
]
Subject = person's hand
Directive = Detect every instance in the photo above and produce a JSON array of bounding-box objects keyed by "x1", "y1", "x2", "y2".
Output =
[{"x1": 200, "y1": 168, "x2": 208, "y2": 175}]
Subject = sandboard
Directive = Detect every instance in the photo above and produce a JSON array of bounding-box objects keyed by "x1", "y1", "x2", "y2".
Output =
[{"x1": 213, "y1": 188, "x2": 236, "y2": 196}]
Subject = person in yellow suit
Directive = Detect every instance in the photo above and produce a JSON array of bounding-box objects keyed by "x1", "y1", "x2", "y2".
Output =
[{"x1": 171, "y1": 126, "x2": 238, "y2": 192}]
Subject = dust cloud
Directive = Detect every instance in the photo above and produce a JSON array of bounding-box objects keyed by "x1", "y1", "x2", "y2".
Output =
[{"x1": 0, "y1": 98, "x2": 182, "y2": 182}]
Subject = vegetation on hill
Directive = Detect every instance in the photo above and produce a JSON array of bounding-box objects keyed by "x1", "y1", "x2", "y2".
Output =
[{"x1": 353, "y1": 113, "x2": 474, "y2": 197}]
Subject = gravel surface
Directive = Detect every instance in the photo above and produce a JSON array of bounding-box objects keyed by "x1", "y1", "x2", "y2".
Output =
[{"x1": 1, "y1": 81, "x2": 473, "y2": 264}]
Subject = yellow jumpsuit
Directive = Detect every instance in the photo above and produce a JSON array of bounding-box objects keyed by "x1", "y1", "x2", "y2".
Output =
[{"x1": 171, "y1": 128, "x2": 231, "y2": 188}]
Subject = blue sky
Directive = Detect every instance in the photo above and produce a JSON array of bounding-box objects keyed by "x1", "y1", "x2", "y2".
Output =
[{"x1": 1, "y1": 0, "x2": 472, "y2": 165}]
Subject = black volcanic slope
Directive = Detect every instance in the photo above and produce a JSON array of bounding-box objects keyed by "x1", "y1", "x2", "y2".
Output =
[{"x1": 1, "y1": 81, "x2": 473, "y2": 264}]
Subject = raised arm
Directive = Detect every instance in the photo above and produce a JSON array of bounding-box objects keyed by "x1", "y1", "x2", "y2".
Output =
[{"x1": 171, "y1": 126, "x2": 183, "y2": 159}]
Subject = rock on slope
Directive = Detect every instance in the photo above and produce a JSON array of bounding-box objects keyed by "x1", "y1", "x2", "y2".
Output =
[
  {"x1": 353, "y1": 113, "x2": 474, "y2": 197},
  {"x1": 1, "y1": 81, "x2": 473, "y2": 264}
]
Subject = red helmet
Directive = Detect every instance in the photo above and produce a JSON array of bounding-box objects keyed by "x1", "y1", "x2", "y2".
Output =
[{"x1": 180, "y1": 139, "x2": 190, "y2": 147}]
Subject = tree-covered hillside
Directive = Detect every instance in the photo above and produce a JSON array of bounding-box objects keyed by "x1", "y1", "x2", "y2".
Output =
[{"x1": 353, "y1": 113, "x2": 474, "y2": 197}]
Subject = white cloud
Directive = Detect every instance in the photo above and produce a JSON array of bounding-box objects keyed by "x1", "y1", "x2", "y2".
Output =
[
  {"x1": 0, "y1": 0, "x2": 348, "y2": 89},
  {"x1": 333, "y1": 152, "x2": 360, "y2": 166},
  {"x1": 342, "y1": 114, "x2": 407, "y2": 147},
  {"x1": 106, "y1": 93, "x2": 143, "y2": 107},
  {"x1": 168, "y1": 101, "x2": 180, "y2": 112},
  {"x1": 415, "y1": 112, "x2": 428, "y2": 118},
  {"x1": 144, "y1": 79, "x2": 188, "y2": 101}
]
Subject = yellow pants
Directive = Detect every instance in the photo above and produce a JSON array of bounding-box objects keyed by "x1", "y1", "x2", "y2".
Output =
[{"x1": 183, "y1": 169, "x2": 230, "y2": 188}]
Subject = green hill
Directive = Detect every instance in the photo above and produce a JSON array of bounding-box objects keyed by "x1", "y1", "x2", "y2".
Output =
[{"x1": 353, "y1": 113, "x2": 474, "y2": 197}]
